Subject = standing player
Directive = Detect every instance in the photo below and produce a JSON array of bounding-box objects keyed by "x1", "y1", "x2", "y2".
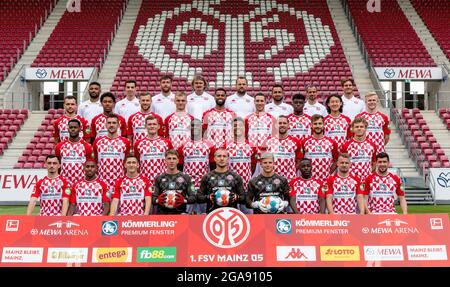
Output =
[
  {"x1": 287, "y1": 93, "x2": 312, "y2": 142},
  {"x1": 225, "y1": 76, "x2": 255, "y2": 118},
  {"x1": 151, "y1": 75, "x2": 176, "y2": 120},
  {"x1": 301, "y1": 114, "x2": 339, "y2": 179},
  {"x1": 364, "y1": 152, "x2": 407, "y2": 214},
  {"x1": 325, "y1": 153, "x2": 365, "y2": 214},
  {"x1": 187, "y1": 74, "x2": 215, "y2": 120},
  {"x1": 324, "y1": 94, "x2": 352, "y2": 151},
  {"x1": 134, "y1": 115, "x2": 173, "y2": 185},
  {"x1": 289, "y1": 158, "x2": 326, "y2": 214},
  {"x1": 245, "y1": 93, "x2": 276, "y2": 150},
  {"x1": 109, "y1": 155, "x2": 152, "y2": 216},
  {"x1": 165, "y1": 91, "x2": 194, "y2": 149},
  {"x1": 355, "y1": 92, "x2": 391, "y2": 153},
  {"x1": 93, "y1": 114, "x2": 131, "y2": 198},
  {"x1": 127, "y1": 92, "x2": 163, "y2": 145},
  {"x1": 341, "y1": 117, "x2": 376, "y2": 181},
  {"x1": 198, "y1": 148, "x2": 245, "y2": 213},
  {"x1": 90, "y1": 92, "x2": 127, "y2": 141},
  {"x1": 341, "y1": 78, "x2": 365, "y2": 121},
  {"x1": 114, "y1": 80, "x2": 140, "y2": 122},
  {"x1": 246, "y1": 152, "x2": 290, "y2": 214},
  {"x1": 153, "y1": 150, "x2": 196, "y2": 214},
  {"x1": 303, "y1": 85, "x2": 327, "y2": 117},
  {"x1": 79, "y1": 81, "x2": 103, "y2": 124},
  {"x1": 178, "y1": 119, "x2": 216, "y2": 192},
  {"x1": 262, "y1": 116, "x2": 303, "y2": 182},
  {"x1": 265, "y1": 85, "x2": 293, "y2": 118},
  {"x1": 26, "y1": 155, "x2": 70, "y2": 216},
  {"x1": 54, "y1": 119, "x2": 93, "y2": 186},
  {"x1": 202, "y1": 88, "x2": 236, "y2": 149},
  {"x1": 62, "y1": 160, "x2": 110, "y2": 216},
  {"x1": 227, "y1": 118, "x2": 257, "y2": 189},
  {"x1": 53, "y1": 96, "x2": 89, "y2": 144}
]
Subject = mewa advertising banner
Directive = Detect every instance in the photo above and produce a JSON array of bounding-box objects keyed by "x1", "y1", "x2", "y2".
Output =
[{"x1": 0, "y1": 209, "x2": 449, "y2": 267}]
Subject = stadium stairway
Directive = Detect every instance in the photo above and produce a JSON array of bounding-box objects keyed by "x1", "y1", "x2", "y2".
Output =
[
  {"x1": 0, "y1": 0, "x2": 68, "y2": 107},
  {"x1": 397, "y1": 0, "x2": 450, "y2": 67},
  {"x1": 0, "y1": 111, "x2": 46, "y2": 168},
  {"x1": 96, "y1": 0, "x2": 143, "y2": 94},
  {"x1": 420, "y1": 111, "x2": 450, "y2": 158},
  {"x1": 326, "y1": 0, "x2": 374, "y2": 95}
]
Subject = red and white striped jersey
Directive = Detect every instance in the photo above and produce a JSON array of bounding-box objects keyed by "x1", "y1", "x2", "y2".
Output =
[
  {"x1": 30, "y1": 175, "x2": 71, "y2": 216},
  {"x1": 226, "y1": 140, "x2": 257, "y2": 189},
  {"x1": 178, "y1": 140, "x2": 215, "y2": 189},
  {"x1": 262, "y1": 136, "x2": 303, "y2": 181},
  {"x1": 245, "y1": 112, "x2": 276, "y2": 149},
  {"x1": 91, "y1": 113, "x2": 128, "y2": 139},
  {"x1": 127, "y1": 111, "x2": 163, "y2": 144},
  {"x1": 364, "y1": 172, "x2": 404, "y2": 214},
  {"x1": 324, "y1": 114, "x2": 351, "y2": 151},
  {"x1": 54, "y1": 139, "x2": 93, "y2": 186},
  {"x1": 112, "y1": 174, "x2": 152, "y2": 216},
  {"x1": 289, "y1": 177, "x2": 325, "y2": 214},
  {"x1": 326, "y1": 174, "x2": 363, "y2": 214},
  {"x1": 53, "y1": 115, "x2": 89, "y2": 142},
  {"x1": 301, "y1": 136, "x2": 339, "y2": 179},
  {"x1": 164, "y1": 112, "x2": 194, "y2": 149},
  {"x1": 93, "y1": 136, "x2": 131, "y2": 194},
  {"x1": 287, "y1": 114, "x2": 312, "y2": 142},
  {"x1": 70, "y1": 178, "x2": 109, "y2": 216},
  {"x1": 341, "y1": 138, "x2": 377, "y2": 181},
  {"x1": 202, "y1": 108, "x2": 236, "y2": 148},
  {"x1": 355, "y1": 111, "x2": 391, "y2": 153},
  {"x1": 134, "y1": 136, "x2": 173, "y2": 184}
]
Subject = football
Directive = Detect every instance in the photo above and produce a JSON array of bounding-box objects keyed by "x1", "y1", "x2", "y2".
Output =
[
  {"x1": 163, "y1": 190, "x2": 179, "y2": 209},
  {"x1": 213, "y1": 188, "x2": 231, "y2": 206},
  {"x1": 259, "y1": 196, "x2": 283, "y2": 213}
]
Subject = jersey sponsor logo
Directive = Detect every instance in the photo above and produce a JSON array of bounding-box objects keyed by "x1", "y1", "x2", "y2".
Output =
[
  {"x1": 363, "y1": 246, "x2": 404, "y2": 261},
  {"x1": 102, "y1": 220, "x2": 118, "y2": 236},
  {"x1": 47, "y1": 248, "x2": 88, "y2": 263},
  {"x1": 92, "y1": 248, "x2": 132, "y2": 263},
  {"x1": 320, "y1": 246, "x2": 360, "y2": 261},
  {"x1": 203, "y1": 208, "x2": 250, "y2": 249},
  {"x1": 1, "y1": 247, "x2": 44, "y2": 263},
  {"x1": 136, "y1": 247, "x2": 177, "y2": 262},
  {"x1": 276, "y1": 246, "x2": 316, "y2": 261},
  {"x1": 407, "y1": 245, "x2": 448, "y2": 261},
  {"x1": 276, "y1": 219, "x2": 292, "y2": 234}
]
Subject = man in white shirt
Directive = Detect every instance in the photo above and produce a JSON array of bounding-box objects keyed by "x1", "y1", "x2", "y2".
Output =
[
  {"x1": 187, "y1": 74, "x2": 215, "y2": 120},
  {"x1": 265, "y1": 84, "x2": 293, "y2": 118},
  {"x1": 114, "y1": 80, "x2": 140, "y2": 122},
  {"x1": 151, "y1": 75, "x2": 176, "y2": 120},
  {"x1": 341, "y1": 78, "x2": 365, "y2": 121},
  {"x1": 303, "y1": 84, "x2": 327, "y2": 117},
  {"x1": 225, "y1": 76, "x2": 255, "y2": 118},
  {"x1": 78, "y1": 81, "x2": 103, "y2": 123}
]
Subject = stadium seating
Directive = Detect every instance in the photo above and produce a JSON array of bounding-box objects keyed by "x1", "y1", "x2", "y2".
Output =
[
  {"x1": 0, "y1": 0, "x2": 55, "y2": 82},
  {"x1": 32, "y1": 0, "x2": 127, "y2": 70},
  {"x1": 411, "y1": 0, "x2": 450, "y2": 60},
  {"x1": 345, "y1": 0, "x2": 435, "y2": 67},
  {"x1": 393, "y1": 108, "x2": 450, "y2": 179},
  {"x1": 15, "y1": 109, "x2": 62, "y2": 169},
  {"x1": 0, "y1": 109, "x2": 29, "y2": 156},
  {"x1": 438, "y1": 108, "x2": 450, "y2": 130},
  {"x1": 110, "y1": 0, "x2": 358, "y2": 100}
]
